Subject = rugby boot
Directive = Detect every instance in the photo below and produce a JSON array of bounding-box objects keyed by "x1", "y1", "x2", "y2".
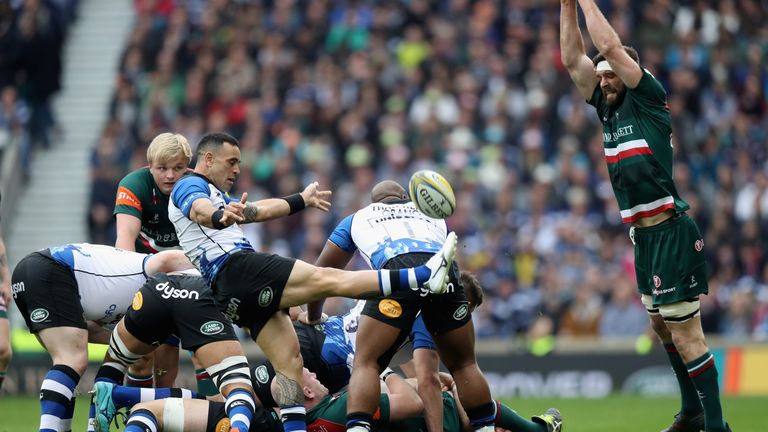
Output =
[
  {"x1": 91, "y1": 381, "x2": 118, "y2": 432},
  {"x1": 423, "y1": 231, "x2": 457, "y2": 294},
  {"x1": 532, "y1": 407, "x2": 563, "y2": 432},
  {"x1": 660, "y1": 411, "x2": 705, "y2": 432}
]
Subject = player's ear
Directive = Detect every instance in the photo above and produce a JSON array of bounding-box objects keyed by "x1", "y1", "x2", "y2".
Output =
[{"x1": 303, "y1": 385, "x2": 313, "y2": 399}]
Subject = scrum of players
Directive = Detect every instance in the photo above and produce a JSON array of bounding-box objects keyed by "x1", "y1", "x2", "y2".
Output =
[
  {"x1": 7, "y1": 131, "x2": 561, "y2": 432},
  {"x1": 9, "y1": 130, "x2": 562, "y2": 432}
]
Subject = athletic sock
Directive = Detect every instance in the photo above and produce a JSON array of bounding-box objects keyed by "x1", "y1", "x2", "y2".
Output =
[
  {"x1": 39, "y1": 364, "x2": 80, "y2": 432},
  {"x1": 345, "y1": 411, "x2": 372, "y2": 432},
  {"x1": 377, "y1": 266, "x2": 432, "y2": 296},
  {"x1": 664, "y1": 344, "x2": 703, "y2": 416},
  {"x1": 0, "y1": 370, "x2": 6, "y2": 390},
  {"x1": 466, "y1": 401, "x2": 497, "y2": 430},
  {"x1": 494, "y1": 401, "x2": 545, "y2": 432},
  {"x1": 61, "y1": 397, "x2": 75, "y2": 432},
  {"x1": 281, "y1": 404, "x2": 307, "y2": 432},
  {"x1": 194, "y1": 367, "x2": 219, "y2": 396},
  {"x1": 687, "y1": 352, "x2": 727, "y2": 431},
  {"x1": 125, "y1": 372, "x2": 153, "y2": 388},
  {"x1": 124, "y1": 408, "x2": 158, "y2": 432},
  {"x1": 112, "y1": 384, "x2": 204, "y2": 408},
  {"x1": 225, "y1": 388, "x2": 256, "y2": 431},
  {"x1": 88, "y1": 362, "x2": 127, "y2": 432}
]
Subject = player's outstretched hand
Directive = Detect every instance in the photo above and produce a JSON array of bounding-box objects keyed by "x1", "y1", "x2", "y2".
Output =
[
  {"x1": 220, "y1": 192, "x2": 247, "y2": 225},
  {"x1": 301, "y1": 181, "x2": 332, "y2": 212}
]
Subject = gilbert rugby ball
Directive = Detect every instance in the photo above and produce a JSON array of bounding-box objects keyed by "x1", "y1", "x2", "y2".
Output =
[{"x1": 408, "y1": 170, "x2": 456, "y2": 219}]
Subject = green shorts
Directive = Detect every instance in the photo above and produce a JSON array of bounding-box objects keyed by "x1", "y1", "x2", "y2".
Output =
[{"x1": 633, "y1": 213, "x2": 708, "y2": 305}]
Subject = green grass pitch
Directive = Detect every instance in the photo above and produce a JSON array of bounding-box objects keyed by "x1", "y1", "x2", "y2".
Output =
[{"x1": 1, "y1": 395, "x2": 764, "y2": 431}]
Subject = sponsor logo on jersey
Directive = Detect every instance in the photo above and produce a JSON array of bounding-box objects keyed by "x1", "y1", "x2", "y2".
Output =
[
  {"x1": 258, "y1": 287, "x2": 273, "y2": 307},
  {"x1": 200, "y1": 320, "x2": 225, "y2": 335},
  {"x1": 116, "y1": 186, "x2": 143, "y2": 210},
  {"x1": 653, "y1": 275, "x2": 662, "y2": 288},
  {"x1": 30, "y1": 308, "x2": 49, "y2": 323},
  {"x1": 132, "y1": 292, "x2": 143, "y2": 310},
  {"x1": 155, "y1": 281, "x2": 200, "y2": 300},
  {"x1": 694, "y1": 239, "x2": 704, "y2": 252},
  {"x1": 254, "y1": 365, "x2": 270, "y2": 384},
  {"x1": 453, "y1": 303, "x2": 469, "y2": 321},
  {"x1": 225, "y1": 297, "x2": 241, "y2": 321},
  {"x1": 11, "y1": 281, "x2": 24, "y2": 299},
  {"x1": 378, "y1": 299, "x2": 402, "y2": 318},
  {"x1": 213, "y1": 418, "x2": 230, "y2": 432}
]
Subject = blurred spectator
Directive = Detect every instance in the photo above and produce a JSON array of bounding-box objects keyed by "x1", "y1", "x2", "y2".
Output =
[{"x1": 86, "y1": 0, "x2": 768, "y2": 340}]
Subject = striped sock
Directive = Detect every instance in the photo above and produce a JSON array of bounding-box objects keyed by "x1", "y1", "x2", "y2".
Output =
[
  {"x1": 226, "y1": 388, "x2": 256, "y2": 431},
  {"x1": 466, "y1": 401, "x2": 497, "y2": 430},
  {"x1": 61, "y1": 397, "x2": 75, "y2": 432},
  {"x1": 88, "y1": 362, "x2": 126, "y2": 431},
  {"x1": 0, "y1": 370, "x2": 5, "y2": 390},
  {"x1": 112, "y1": 385, "x2": 204, "y2": 407},
  {"x1": 125, "y1": 408, "x2": 158, "y2": 432},
  {"x1": 39, "y1": 364, "x2": 80, "y2": 432},
  {"x1": 125, "y1": 372, "x2": 153, "y2": 388},
  {"x1": 377, "y1": 265, "x2": 432, "y2": 296},
  {"x1": 194, "y1": 368, "x2": 219, "y2": 396},
  {"x1": 687, "y1": 352, "x2": 727, "y2": 431},
  {"x1": 281, "y1": 404, "x2": 307, "y2": 432},
  {"x1": 345, "y1": 411, "x2": 371, "y2": 432},
  {"x1": 664, "y1": 344, "x2": 702, "y2": 416}
]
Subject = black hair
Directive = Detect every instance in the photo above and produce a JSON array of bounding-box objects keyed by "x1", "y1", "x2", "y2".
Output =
[{"x1": 196, "y1": 132, "x2": 240, "y2": 159}]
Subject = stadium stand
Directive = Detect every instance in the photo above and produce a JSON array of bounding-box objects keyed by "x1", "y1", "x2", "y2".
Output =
[{"x1": 5, "y1": 0, "x2": 768, "y2": 342}]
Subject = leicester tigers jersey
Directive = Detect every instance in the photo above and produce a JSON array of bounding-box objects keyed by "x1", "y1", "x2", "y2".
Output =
[
  {"x1": 169, "y1": 174, "x2": 254, "y2": 282},
  {"x1": 588, "y1": 69, "x2": 689, "y2": 224},
  {"x1": 48, "y1": 243, "x2": 148, "y2": 326},
  {"x1": 328, "y1": 200, "x2": 448, "y2": 270}
]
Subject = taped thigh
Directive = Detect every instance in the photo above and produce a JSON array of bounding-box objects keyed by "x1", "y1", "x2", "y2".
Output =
[
  {"x1": 640, "y1": 294, "x2": 659, "y2": 316},
  {"x1": 162, "y1": 398, "x2": 185, "y2": 432},
  {"x1": 108, "y1": 328, "x2": 144, "y2": 367},
  {"x1": 659, "y1": 298, "x2": 701, "y2": 323},
  {"x1": 206, "y1": 355, "x2": 251, "y2": 392}
]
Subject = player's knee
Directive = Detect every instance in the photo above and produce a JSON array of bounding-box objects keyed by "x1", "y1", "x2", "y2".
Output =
[{"x1": 206, "y1": 355, "x2": 251, "y2": 395}]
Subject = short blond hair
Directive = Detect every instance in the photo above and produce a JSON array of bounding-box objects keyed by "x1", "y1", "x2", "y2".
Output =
[{"x1": 147, "y1": 133, "x2": 192, "y2": 165}]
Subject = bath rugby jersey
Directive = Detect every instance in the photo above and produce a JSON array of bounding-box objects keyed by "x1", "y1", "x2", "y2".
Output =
[
  {"x1": 329, "y1": 199, "x2": 448, "y2": 270},
  {"x1": 169, "y1": 174, "x2": 254, "y2": 283},
  {"x1": 588, "y1": 70, "x2": 689, "y2": 224},
  {"x1": 48, "y1": 243, "x2": 148, "y2": 327}
]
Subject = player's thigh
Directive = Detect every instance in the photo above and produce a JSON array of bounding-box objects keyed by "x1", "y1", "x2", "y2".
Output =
[
  {"x1": 116, "y1": 319, "x2": 157, "y2": 357},
  {"x1": 194, "y1": 340, "x2": 246, "y2": 369},
  {"x1": 353, "y1": 314, "x2": 405, "y2": 370},
  {"x1": 36, "y1": 326, "x2": 89, "y2": 372},
  {"x1": 432, "y1": 319, "x2": 477, "y2": 372}
]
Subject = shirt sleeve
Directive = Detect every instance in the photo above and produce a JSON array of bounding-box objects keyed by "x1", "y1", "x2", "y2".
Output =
[
  {"x1": 628, "y1": 69, "x2": 667, "y2": 108},
  {"x1": 114, "y1": 173, "x2": 144, "y2": 218},
  {"x1": 171, "y1": 176, "x2": 211, "y2": 218},
  {"x1": 328, "y1": 214, "x2": 357, "y2": 253}
]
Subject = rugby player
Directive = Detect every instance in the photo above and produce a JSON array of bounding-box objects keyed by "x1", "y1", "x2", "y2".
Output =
[
  {"x1": 90, "y1": 272, "x2": 257, "y2": 432},
  {"x1": 10, "y1": 243, "x2": 193, "y2": 432},
  {"x1": 169, "y1": 132, "x2": 457, "y2": 432},
  {"x1": 560, "y1": 1, "x2": 729, "y2": 431},
  {"x1": 305, "y1": 180, "x2": 561, "y2": 432}
]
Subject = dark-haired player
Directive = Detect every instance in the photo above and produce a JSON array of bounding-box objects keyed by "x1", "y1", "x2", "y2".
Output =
[{"x1": 560, "y1": 1, "x2": 729, "y2": 431}]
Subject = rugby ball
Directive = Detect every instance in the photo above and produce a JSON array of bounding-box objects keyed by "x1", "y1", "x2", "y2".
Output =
[{"x1": 408, "y1": 170, "x2": 456, "y2": 219}]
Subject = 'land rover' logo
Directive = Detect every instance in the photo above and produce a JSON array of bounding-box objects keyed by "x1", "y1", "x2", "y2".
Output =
[
  {"x1": 259, "y1": 287, "x2": 273, "y2": 307},
  {"x1": 453, "y1": 304, "x2": 469, "y2": 320},
  {"x1": 30, "y1": 308, "x2": 49, "y2": 323},
  {"x1": 254, "y1": 365, "x2": 270, "y2": 384},
  {"x1": 200, "y1": 321, "x2": 224, "y2": 335}
]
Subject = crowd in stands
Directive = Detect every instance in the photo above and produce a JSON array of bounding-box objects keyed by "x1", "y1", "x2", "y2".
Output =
[
  {"x1": 0, "y1": 0, "x2": 79, "y2": 178},
  {"x1": 74, "y1": 0, "x2": 767, "y2": 342}
]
